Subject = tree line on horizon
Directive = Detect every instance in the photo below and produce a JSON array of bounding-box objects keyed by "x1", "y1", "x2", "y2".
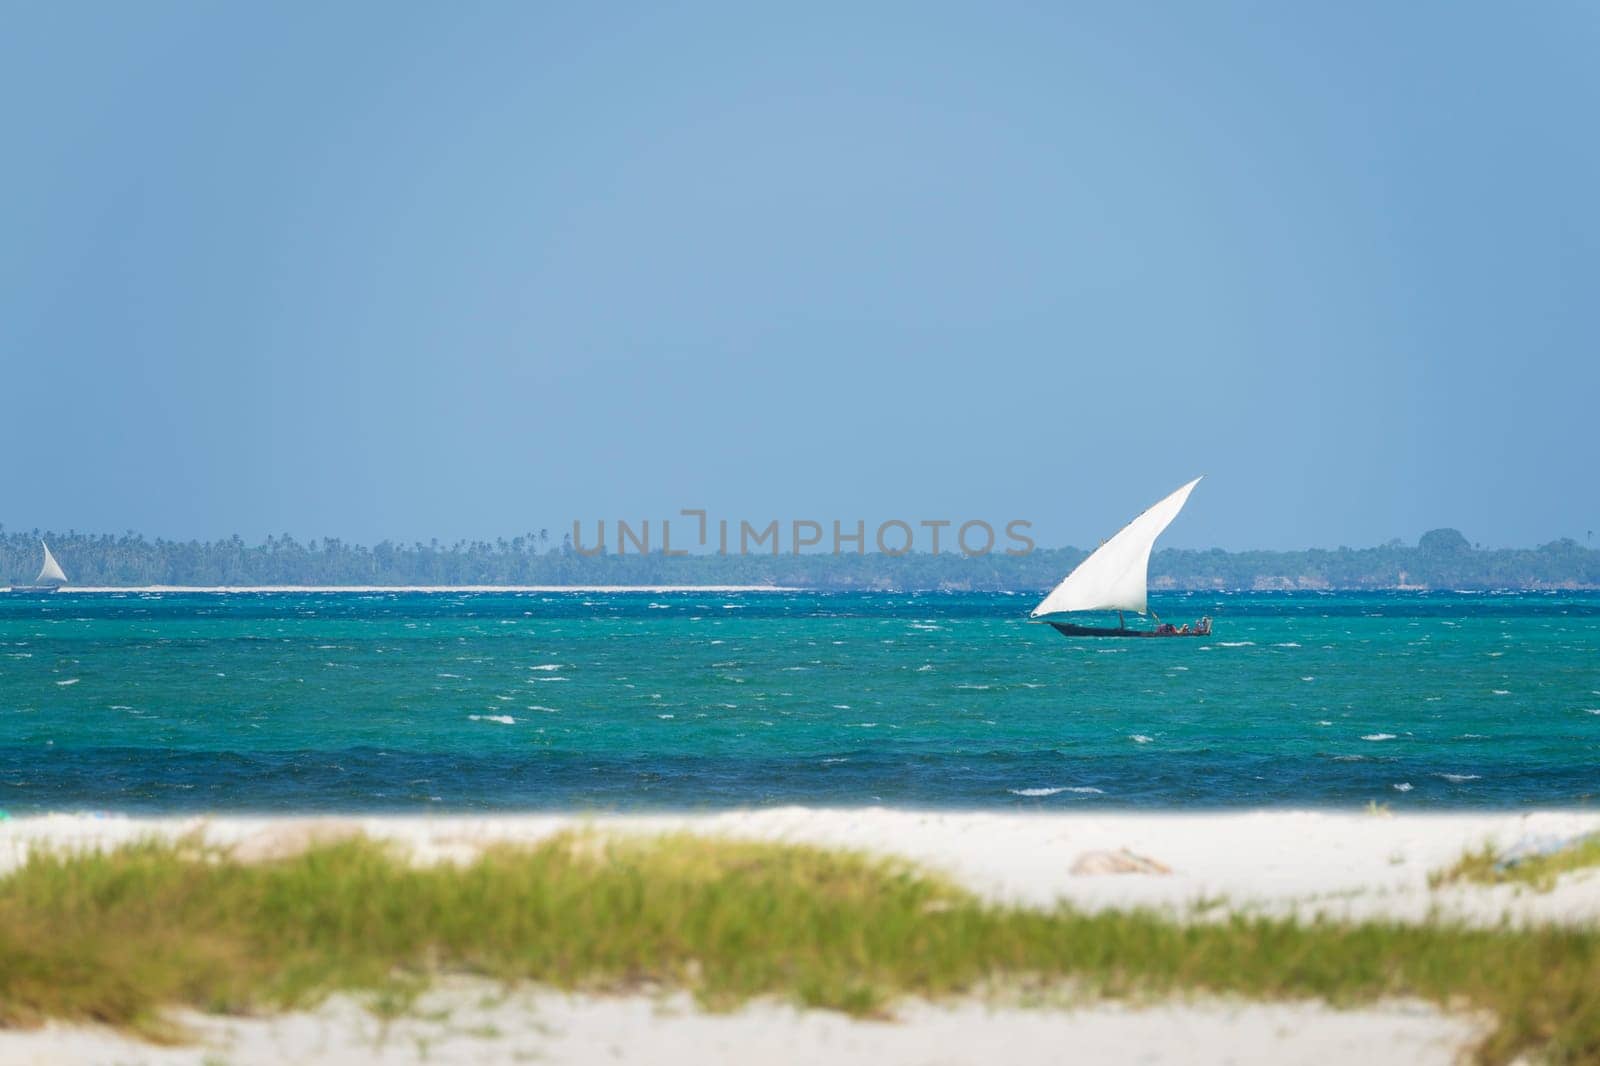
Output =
[{"x1": 0, "y1": 526, "x2": 1595, "y2": 590}]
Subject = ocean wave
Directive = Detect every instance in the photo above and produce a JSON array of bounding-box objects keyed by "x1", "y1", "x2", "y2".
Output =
[
  {"x1": 1361, "y1": 733, "x2": 1397, "y2": 741},
  {"x1": 1008, "y1": 786, "x2": 1104, "y2": 797},
  {"x1": 468, "y1": 714, "x2": 515, "y2": 725},
  {"x1": 528, "y1": 664, "x2": 563, "y2": 671},
  {"x1": 1217, "y1": 641, "x2": 1255, "y2": 647},
  {"x1": 1437, "y1": 773, "x2": 1481, "y2": 783},
  {"x1": 1274, "y1": 642, "x2": 1301, "y2": 648},
  {"x1": 55, "y1": 678, "x2": 80, "y2": 686},
  {"x1": 1130, "y1": 734, "x2": 1154, "y2": 744},
  {"x1": 1393, "y1": 782, "x2": 1413, "y2": 792}
]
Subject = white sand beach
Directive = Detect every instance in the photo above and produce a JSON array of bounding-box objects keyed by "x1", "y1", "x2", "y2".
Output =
[
  {"x1": 0, "y1": 987, "x2": 1482, "y2": 1066},
  {"x1": 4, "y1": 807, "x2": 1597, "y2": 924},
  {"x1": 1, "y1": 807, "x2": 1593, "y2": 1064}
]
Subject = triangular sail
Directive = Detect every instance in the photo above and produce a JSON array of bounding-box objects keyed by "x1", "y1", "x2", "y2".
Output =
[
  {"x1": 1030, "y1": 477, "x2": 1201, "y2": 618},
  {"x1": 35, "y1": 541, "x2": 67, "y2": 586}
]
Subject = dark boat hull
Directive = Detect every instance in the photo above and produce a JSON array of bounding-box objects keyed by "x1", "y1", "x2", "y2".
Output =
[{"x1": 1048, "y1": 622, "x2": 1206, "y2": 638}]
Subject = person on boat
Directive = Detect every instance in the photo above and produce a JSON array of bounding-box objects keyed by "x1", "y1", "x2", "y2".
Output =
[
  {"x1": 1178, "y1": 623, "x2": 1190, "y2": 634},
  {"x1": 1156, "y1": 622, "x2": 1178, "y2": 635}
]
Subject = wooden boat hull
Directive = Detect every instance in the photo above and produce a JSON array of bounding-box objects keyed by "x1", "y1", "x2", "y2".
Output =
[{"x1": 1048, "y1": 622, "x2": 1206, "y2": 638}]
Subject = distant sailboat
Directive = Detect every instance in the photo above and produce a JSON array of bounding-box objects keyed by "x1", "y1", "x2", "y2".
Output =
[
  {"x1": 6, "y1": 540, "x2": 69, "y2": 594},
  {"x1": 1031, "y1": 478, "x2": 1211, "y2": 638}
]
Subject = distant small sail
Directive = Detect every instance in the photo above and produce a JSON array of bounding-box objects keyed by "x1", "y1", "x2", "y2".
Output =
[
  {"x1": 35, "y1": 541, "x2": 68, "y2": 586},
  {"x1": 1031, "y1": 478, "x2": 1201, "y2": 618}
]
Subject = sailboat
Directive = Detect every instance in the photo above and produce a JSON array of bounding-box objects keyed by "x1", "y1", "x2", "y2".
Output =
[
  {"x1": 6, "y1": 540, "x2": 69, "y2": 594},
  {"x1": 1031, "y1": 478, "x2": 1211, "y2": 638}
]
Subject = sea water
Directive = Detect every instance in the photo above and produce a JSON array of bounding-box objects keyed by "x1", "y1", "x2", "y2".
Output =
[{"x1": 0, "y1": 590, "x2": 1595, "y2": 812}]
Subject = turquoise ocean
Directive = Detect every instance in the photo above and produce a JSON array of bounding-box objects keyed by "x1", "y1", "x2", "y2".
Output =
[{"x1": 0, "y1": 591, "x2": 1595, "y2": 812}]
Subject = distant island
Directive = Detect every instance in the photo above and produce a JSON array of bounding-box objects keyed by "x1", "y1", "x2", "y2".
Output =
[{"x1": 3, "y1": 526, "x2": 1596, "y2": 591}]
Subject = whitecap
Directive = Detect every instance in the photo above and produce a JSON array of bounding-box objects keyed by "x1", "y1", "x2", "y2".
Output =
[
  {"x1": 55, "y1": 678, "x2": 80, "y2": 686},
  {"x1": 1218, "y1": 641, "x2": 1255, "y2": 647},
  {"x1": 1317, "y1": 720, "x2": 1332, "y2": 726},
  {"x1": 1586, "y1": 709, "x2": 1600, "y2": 716},
  {"x1": 528, "y1": 664, "x2": 563, "y2": 671},
  {"x1": 1301, "y1": 676, "x2": 1316, "y2": 682},
  {"x1": 1393, "y1": 782, "x2": 1413, "y2": 792},
  {"x1": 526, "y1": 705, "x2": 559, "y2": 712},
  {"x1": 821, "y1": 757, "x2": 848, "y2": 764},
  {"x1": 1492, "y1": 689, "x2": 1510, "y2": 695},
  {"x1": 657, "y1": 714, "x2": 675, "y2": 719},
  {"x1": 1275, "y1": 642, "x2": 1302, "y2": 648},
  {"x1": 1008, "y1": 786, "x2": 1104, "y2": 797},
  {"x1": 832, "y1": 704, "x2": 850, "y2": 709},
  {"x1": 1361, "y1": 733, "x2": 1397, "y2": 741},
  {"x1": 1130, "y1": 734, "x2": 1154, "y2": 744},
  {"x1": 1438, "y1": 773, "x2": 1481, "y2": 783},
  {"x1": 916, "y1": 664, "x2": 934, "y2": 672},
  {"x1": 468, "y1": 714, "x2": 515, "y2": 725}
]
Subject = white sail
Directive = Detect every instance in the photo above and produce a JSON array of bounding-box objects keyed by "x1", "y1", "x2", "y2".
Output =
[
  {"x1": 35, "y1": 541, "x2": 67, "y2": 586},
  {"x1": 1030, "y1": 477, "x2": 1202, "y2": 618}
]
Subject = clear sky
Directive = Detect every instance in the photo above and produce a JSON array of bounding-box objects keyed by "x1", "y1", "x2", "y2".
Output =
[{"x1": 3, "y1": 2, "x2": 1595, "y2": 550}]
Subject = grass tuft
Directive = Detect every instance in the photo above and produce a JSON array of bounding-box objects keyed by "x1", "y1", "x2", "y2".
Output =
[
  {"x1": 1433, "y1": 835, "x2": 1600, "y2": 893},
  {"x1": 0, "y1": 833, "x2": 1595, "y2": 1064}
]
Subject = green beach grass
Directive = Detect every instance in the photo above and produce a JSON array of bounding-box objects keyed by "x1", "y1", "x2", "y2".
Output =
[
  {"x1": 1433, "y1": 834, "x2": 1600, "y2": 893},
  {"x1": 0, "y1": 833, "x2": 1596, "y2": 1064}
]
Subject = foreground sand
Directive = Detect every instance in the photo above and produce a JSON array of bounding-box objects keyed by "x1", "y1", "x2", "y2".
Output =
[
  {"x1": 0, "y1": 986, "x2": 1481, "y2": 1066},
  {"x1": 0, "y1": 807, "x2": 1594, "y2": 1065}
]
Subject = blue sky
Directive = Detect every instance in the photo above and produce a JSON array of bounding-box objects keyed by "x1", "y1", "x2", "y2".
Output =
[{"x1": 2, "y1": 3, "x2": 1595, "y2": 550}]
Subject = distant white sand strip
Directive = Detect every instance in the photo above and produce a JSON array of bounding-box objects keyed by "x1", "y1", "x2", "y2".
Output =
[{"x1": 52, "y1": 584, "x2": 805, "y2": 594}]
